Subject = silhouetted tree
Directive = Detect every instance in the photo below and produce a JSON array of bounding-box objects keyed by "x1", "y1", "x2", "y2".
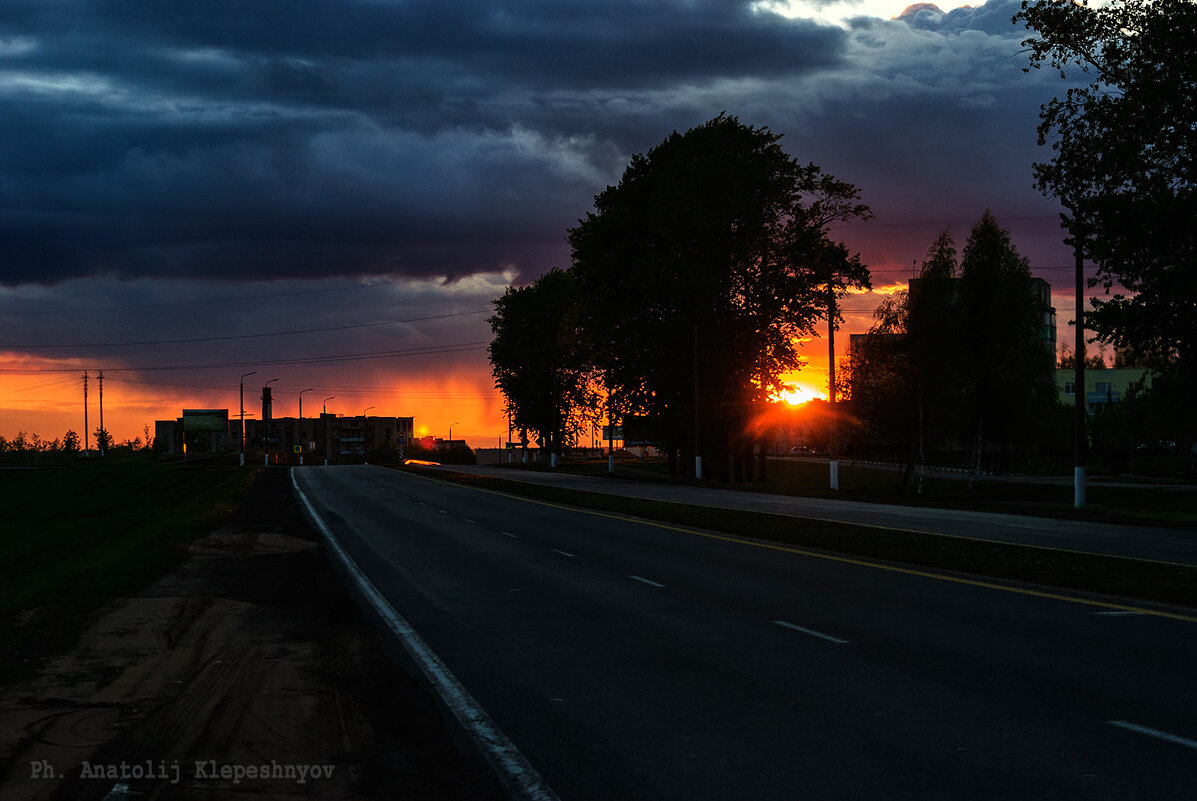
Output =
[
  {"x1": 958, "y1": 211, "x2": 1055, "y2": 480},
  {"x1": 488, "y1": 268, "x2": 599, "y2": 461},
  {"x1": 849, "y1": 215, "x2": 1055, "y2": 481},
  {"x1": 62, "y1": 429, "x2": 80, "y2": 452},
  {"x1": 569, "y1": 114, "x2": 870, "y2": 477},
  {"x1": 1016, "y1": 0, "x2": 1196, "y2": 456},
  {"x1": 843, "y1": 291, "x2": 917, "y2": 462}
]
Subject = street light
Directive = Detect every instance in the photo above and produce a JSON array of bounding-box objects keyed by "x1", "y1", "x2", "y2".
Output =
[
  {"x1": 298, "y1": 387, "x2": 314, "y2": 465},
  {"x1": 448, "y1": 421, "x2": 460, "y2": 465},
  {"x1": 322, "y1": 396, "x2": 335, "y2": 415},
  {"x1": 264, "y1": 377, "x2": 279, "y2": 466},
  {"x1": 239, "y1": 371, "x2": 256, "y2": 466},
  {"x1": 363, "y1": 405, "x2": 375, "y2": 417}
]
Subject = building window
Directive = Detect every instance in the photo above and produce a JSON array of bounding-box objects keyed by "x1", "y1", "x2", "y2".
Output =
[
  {"x1": 1095, "y1": 381, "x2": 1112, "y2": 394},
  {"x1": 1064, "y1": 381, "x2": 1075, "y2": 395}
]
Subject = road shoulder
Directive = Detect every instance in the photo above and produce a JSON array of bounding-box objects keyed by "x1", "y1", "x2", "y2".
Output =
[{"x1": 0, "y1": 467, "x2": 502, "y2": 800}]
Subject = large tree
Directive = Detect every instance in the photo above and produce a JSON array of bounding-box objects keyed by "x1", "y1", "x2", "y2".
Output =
[
  {"x1": 958, "y1": 211, "x2": 1056, "y2": 478},
  {"x1": 488, "y1": 268, "x2": 598, "y2": 460},
  {"x1": 848, "y1": 215, "x2": 1055, "y2": 481},
  {"x1": 568, "y1": 114, "x2": 869, "y2": 477},
  {"x1": 1015, "y1": 0, "x2": 1196, "y2": 394}
]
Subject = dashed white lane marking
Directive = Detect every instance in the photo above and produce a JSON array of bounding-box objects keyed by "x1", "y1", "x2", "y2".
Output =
[
  {"x1": 1108, "y1": 720, "x2": 1197, "y2": 751},
  {"x1": 628, "y1": 575, "x2": 665, "y2": 588},
  {"x1": 465, "y1": 518, "x2": 476, "y2": 524},
  {"x1": 551, "y1": 549, "x2": 576, "y2": 558},
  {"x1": 439, "y1": 509, "x2": 448, "y2": 514},
  {"x1": 772, "y1": 620, "x2": 850, "y2": 645},
  {"x1": 1093, "y1": 610, "x2": 1145, "y2": 616},
  {"x1": 502, "y1": 531, "x2": 518, "y2": 538}
]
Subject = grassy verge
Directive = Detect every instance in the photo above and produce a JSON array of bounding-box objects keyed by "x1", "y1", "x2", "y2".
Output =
[
  {"x1": 0, "y1": 456, "x2": 256, "y2": 683},
  {"x1": 545, "y1": 458, "x2": 1197, "y2": 528},
  {"x1": 402, "y1": 466, "x2": 1197, "y2": 610}
]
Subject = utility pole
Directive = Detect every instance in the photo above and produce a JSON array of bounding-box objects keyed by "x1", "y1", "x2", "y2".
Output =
[
  {"x1": 263, "y1": 377, "x2": 279, "y2": 466},
  {"x1": 1074, "y1": 231, "x2": 1087, "y2": 509},
  {"x1": 298, "y1": 387, "x2": 314, "y2": 465},
  {"x1": 827, "y1": 282, "x2": 839, "y2": 491},
  {"x1": 693, "y1": 323, "x2": 702, "y2": 480},
  {"x1": 239, "y1": 371, "x2": 256, "y2": 466},
  {"x1": 97, "y1": 370, "x2": 105, "y2": 456},
  {"x1": 83, "y1": 371, "x2": 89, "y2": 455}
]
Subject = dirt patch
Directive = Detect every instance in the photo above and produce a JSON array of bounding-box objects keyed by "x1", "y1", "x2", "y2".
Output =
[{"x1": 0, "y1": 467, "x2": 504, "y2": 800}]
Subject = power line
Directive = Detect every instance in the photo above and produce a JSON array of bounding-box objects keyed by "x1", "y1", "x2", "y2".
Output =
[
  {"x1": 8, "y1": 309, "x2": 490, "y2": 350},
  {"x1": 0, "y1": 340, "x2": 490, "y2": 374}
]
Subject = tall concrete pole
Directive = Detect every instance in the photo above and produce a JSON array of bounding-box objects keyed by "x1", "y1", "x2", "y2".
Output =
[
  {"x1": 1074, "y1": 234, "x2": 1087, "y2": 509},
  {"x1": 240, "y1": 371, "x2": 256, "y2": 467},
  {"x1": 97, "y1": 370, "x2": 104, "y2": 456},
  {"x1": 827, "y1": 283, "x2": 839, "y2": 491}
]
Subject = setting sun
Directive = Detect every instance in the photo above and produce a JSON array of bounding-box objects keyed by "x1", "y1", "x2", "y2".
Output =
[{"x1": 776, "y1": 384, "x2": 826, "y2": 406}]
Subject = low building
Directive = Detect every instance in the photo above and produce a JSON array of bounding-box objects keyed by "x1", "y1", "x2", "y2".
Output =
[
  {"x1": 157, "y1": 411, "x2": 413, "y2": 462},
  {"x1": 1055, "y1": 367, "x2": 1152, "y2": 414}
]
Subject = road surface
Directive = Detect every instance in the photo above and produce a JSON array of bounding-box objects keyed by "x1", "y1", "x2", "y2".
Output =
[{"x1": 294, "y1": 465, "x2": 1197, "y2": 800}]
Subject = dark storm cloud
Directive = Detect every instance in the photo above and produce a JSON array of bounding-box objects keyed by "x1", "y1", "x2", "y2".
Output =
[
  {"x1": 0, "y1": 0, "x2": 1070, "y2": 292},
  {"x1": 0, "y1": 0, "x2": 851, "y2": 285}
]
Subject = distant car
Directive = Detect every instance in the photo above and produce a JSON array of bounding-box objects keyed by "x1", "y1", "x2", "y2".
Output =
[{"x1": 789, "y1": 446, "x2": 817, "y2": 455}]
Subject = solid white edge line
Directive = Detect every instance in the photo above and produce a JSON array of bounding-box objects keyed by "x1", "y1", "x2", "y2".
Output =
[
  {"x1": 772, "y1": 620, "x2": 851, "y2": 645},
  {"x1": 291, "y1": 469, "x2": 559, "y2": 801},
  {"x1": 1108, "y1": 720, "x2": 1197, "y2": 751},
  {"x1": 628, "y1": 575, "x2": 666, "y2": 588}
]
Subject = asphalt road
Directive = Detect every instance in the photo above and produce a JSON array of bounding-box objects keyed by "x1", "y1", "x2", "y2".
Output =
[
  {"x1": 294, "y1": 464, "x2": 1197, "y2": 800},
  {"x1": 437, "y1": 464, "x2": 1197, "y2": 566}
]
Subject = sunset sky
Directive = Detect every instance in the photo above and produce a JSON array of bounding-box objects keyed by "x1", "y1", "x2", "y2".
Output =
[{"x1": 0, "y1": 0, "x2": 1094, "y2": 448}]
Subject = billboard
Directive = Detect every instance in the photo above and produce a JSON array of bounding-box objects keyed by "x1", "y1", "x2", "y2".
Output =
[{"x1": 183, "y1": 409, "x2": 229, "y2": 432}]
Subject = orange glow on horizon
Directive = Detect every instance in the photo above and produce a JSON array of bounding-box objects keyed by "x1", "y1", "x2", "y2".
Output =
[{"x1": 0, "y1": 355, "x2": 508, "y2": 450}]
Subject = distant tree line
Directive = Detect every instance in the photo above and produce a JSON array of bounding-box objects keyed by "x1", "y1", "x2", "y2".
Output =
[
  {"x1": 0, "y1": 427, "x2": 153, "y2": 456},
  {"x1": 489, "y1": 114, "x2": 870, "y2": 478},
  {"x1": 843, "y1": 213, "x2": 1058, "y2": 485}
]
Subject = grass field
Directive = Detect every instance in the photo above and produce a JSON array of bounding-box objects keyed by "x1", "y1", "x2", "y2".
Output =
[{"x1": 0, "y1": 456, "x2": 255, "y2": 683}]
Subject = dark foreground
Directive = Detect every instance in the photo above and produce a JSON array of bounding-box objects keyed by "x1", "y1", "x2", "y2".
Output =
[{"x1": 0, "y1": 466, "x2": 503, "y2": 800}]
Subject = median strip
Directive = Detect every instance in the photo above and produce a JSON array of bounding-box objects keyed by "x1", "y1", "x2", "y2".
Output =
[{"x1": 401, "y1": 467, "x2": 1197, "y2": 610}]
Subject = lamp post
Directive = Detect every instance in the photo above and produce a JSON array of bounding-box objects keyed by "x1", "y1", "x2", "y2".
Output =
[
  {"x1": 322, "y1": 396, "x2": 335, "y2": 415},
  {"x1": 449, "y1": 421, "x2": 459, "y2": 465},
  {"x1": 264, "y1": 377, "x2": 279, "y2": 466},
  {"x1": 298, "y1": 387, "x2": 314, "y2": 465},
  {"x1": 240, "y1": 371, "x2": 256, "y2": 466}
]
